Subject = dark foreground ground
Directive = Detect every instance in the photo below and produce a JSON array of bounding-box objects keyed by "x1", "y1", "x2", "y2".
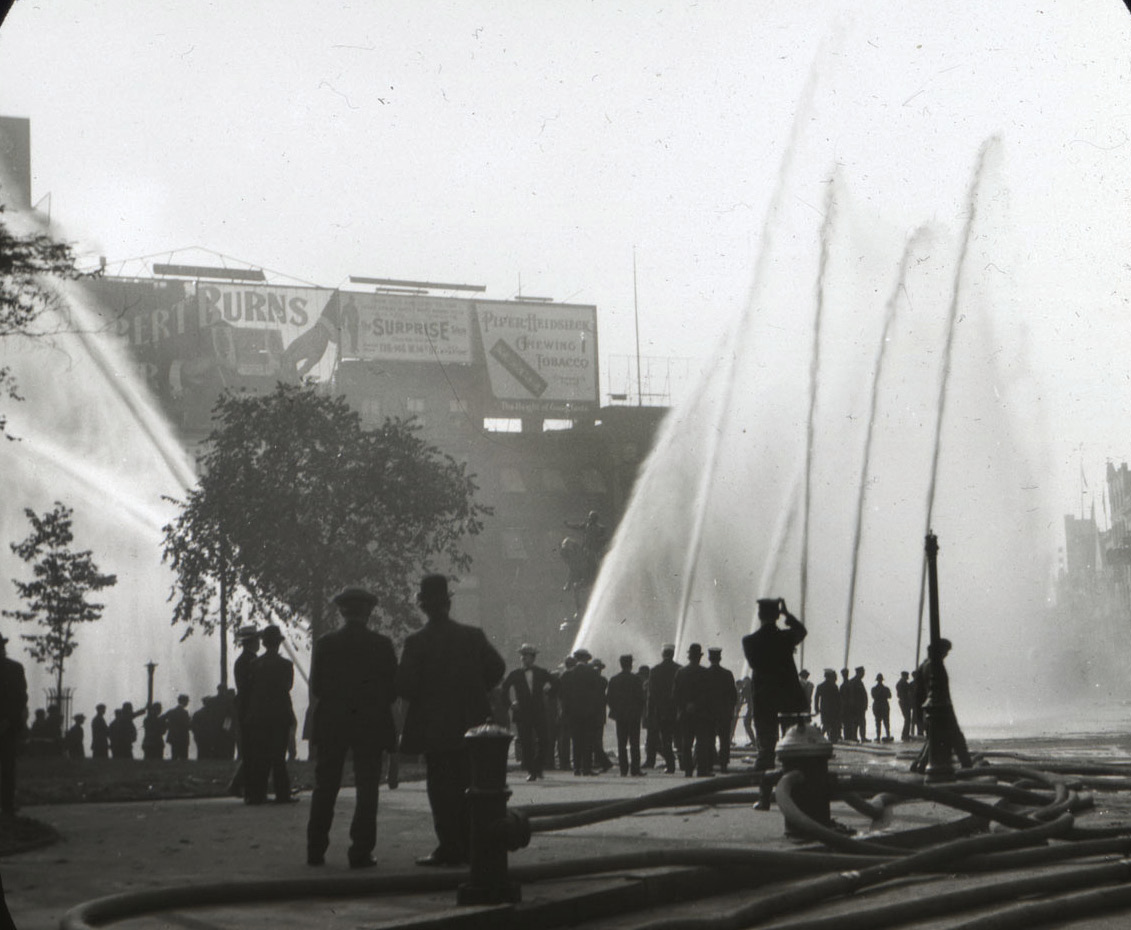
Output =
[{"x1": 4, "y1": 735, "x2": 1131, "y2": 930}]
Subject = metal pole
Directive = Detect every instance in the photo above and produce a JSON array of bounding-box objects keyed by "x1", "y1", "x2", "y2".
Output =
[
  {"x1": 922, "y1": 532, "x2": 954, "y2": 782},
  {"x1": 633, "y1": 247, "x2": 642, "y2": 406},
  {"x1": 145, "y1": 661, "x2": 157, "y2": 712}
]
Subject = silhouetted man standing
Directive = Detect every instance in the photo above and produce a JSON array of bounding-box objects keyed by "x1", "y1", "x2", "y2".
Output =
[
  {"x1": 306, "y1": 588, "x2": 397, "y2": 868},
  {"x1": 90, "y1": 703, "x2": 109, "y2": 759},
  {"x1": 814, "y1": 669, "x2": 841, "y2": 742},
  {"x1": 502, "y1": 644, "x2": 556, "y2": 782},
  {"x1": 673, "y1": 643, "x2": 714, "y2": 777},
  {"x1": 849, "y1": 667, "x2": 869, "y2": 742},
  {"x1": 228, "y1": 625, "x2": 259, "y2": 796},
  {"x1": 605, "y1": 654, "x2": 646, "y2": 776},
  {"x1": 245, "y1": 625, "x2": 295, "y2": 805},
  {"x1": 647, "y1": 644, "x2": 680, "y2": 773},
  {"x1": 0, "y1": 636, "x2": 27, "y2": 817},
  {"x1": 741, "y1": 598, "x2": 807, "y2": 771},
  {"x1": 398, "y1": 575, "x2": 505, "y2": 867},
  {"x1": 163, "y1": 694, "x2": 192, "y2": 760},
  {"x1": 895, "y1": 670, "x2": 913, "y2": 741},
  {"x1": 705, "y1": 647, "x2": 737, "y2": 773},
  {"x1": 558, "y1": 648, "x2": 604, "y2": 776}
]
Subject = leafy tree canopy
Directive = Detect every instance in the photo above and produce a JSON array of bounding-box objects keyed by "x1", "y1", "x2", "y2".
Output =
[
  {"x1": 3, "y1": 501, "x2": 118, "y2": 698},
  {"x1": 0, "y1": 205, "x2": 81, "y2": 436},
  {"x1": 163, "y1": 382, "x2": 491, "y2": 642}
]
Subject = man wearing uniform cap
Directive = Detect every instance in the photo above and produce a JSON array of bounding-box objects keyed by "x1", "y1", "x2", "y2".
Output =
[
  {"x1": 741, "y1": 597, "x2": 807, "y2": 771},
  {"x1": 398, "y1": 575, "x2": 505, "y2": 866},
  {"x1": 502, "y1": 644, "x2": 556, "y2": 781},
  {"x1": 306, "y1": 587, "x2": 397, "y2": 868}
]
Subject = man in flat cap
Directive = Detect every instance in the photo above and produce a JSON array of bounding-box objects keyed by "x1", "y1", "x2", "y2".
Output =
[
  {"x1": 306, "y1": 587, "x2": 398, "y2": 868},
  {"x1": 397, "y1": 575, "x2": 505, "y2": 866},
  {"x1": 741, "y1": 598, "x2": 807, "y2": 771},
  {"x1": 503, "y1": 644, "x2": 556, "y2": 782}
]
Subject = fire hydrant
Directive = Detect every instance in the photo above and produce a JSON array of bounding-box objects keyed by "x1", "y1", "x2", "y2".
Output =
[
  {"x1": 457, "y1": 722, "x2": 530, "y2": 906},
  {"x1": 776, "y1": 718, "x2": 834, "y2": 835}
]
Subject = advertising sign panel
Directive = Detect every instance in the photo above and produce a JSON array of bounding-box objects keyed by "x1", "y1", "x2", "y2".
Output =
[
  {"x1": 475, "y1": 301, "x2": 599, "y2": 415},
  {"x1": 85, "y1": 278, "x2": 337, "y2": 433},
  {"x1": 336, "y1": 292, "x2": 473, "y2": 363}
]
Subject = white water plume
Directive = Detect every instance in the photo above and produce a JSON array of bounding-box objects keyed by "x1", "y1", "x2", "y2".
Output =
[
  {"x1": 575, "y1": 137, "x2": 1124, "y2": 732},
  {"x1": 0, "y1": 260, "x2": 218, "y2": 720}
]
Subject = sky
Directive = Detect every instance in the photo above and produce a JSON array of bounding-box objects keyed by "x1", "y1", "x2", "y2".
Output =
[
  {"x1": 0, "y1": 2, "x2": 1129, "y2": 527},
  {"x1": 1, "y1": 2, "x2": 1130, "y2": 725}
]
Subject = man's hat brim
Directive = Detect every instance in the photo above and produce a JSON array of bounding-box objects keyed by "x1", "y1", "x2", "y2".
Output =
[{"x1": 333, "y1": 587, "x2": 378, "y2": 609}]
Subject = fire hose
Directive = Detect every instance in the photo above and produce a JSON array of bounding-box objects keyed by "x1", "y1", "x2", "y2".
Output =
[{"x1": 62, "y1": 757, "x2": 1131, "y2": 930}]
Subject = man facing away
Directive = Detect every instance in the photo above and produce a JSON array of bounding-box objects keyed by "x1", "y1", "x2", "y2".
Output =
[
  {"x1": 741, "y1": 597, "x2": 807, "y2": 771},
  {"x1": 306, "y1": 587, "x2": 398, "y2": 868},
  {"x1": 605, "y1": 654, "x2": 646, "y2": 777},
  {"x1": 502, "y1": 643, "x2": 556, "y2": 782},
  {"x1": 397, "y1": 575, "x2": 505, "y2": 867},
  {"x1": 647, "y1": 644, "x2": 680, "y2": 773},
  {"x1": 673, "y1": 643, "x2": 714, "y2": 777},
  {"x1": 705, "y1": 647, "x2": 738, "y2": 773},
  {"x1": 0, "y1": 636, "x2": 28, "y2": 817},
  {"x1": 244, "y1": 625, "x2": 296, "y2": 805}
]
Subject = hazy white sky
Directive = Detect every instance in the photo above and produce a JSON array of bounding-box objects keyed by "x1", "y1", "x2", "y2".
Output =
[{"x1": 2, "y1": 0, "x2": 1130, "y2": 516}]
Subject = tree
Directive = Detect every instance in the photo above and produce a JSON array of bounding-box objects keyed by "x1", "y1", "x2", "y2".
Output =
[
  {"x1": 0, "y1": 205, "x2": 82, "y2": 436},
  {"x1": 162, "y1": 382, "x2": 491, "y2": 643},
  {"x1": 3, "y1": 502, "x2": 118, "y2": 701}
]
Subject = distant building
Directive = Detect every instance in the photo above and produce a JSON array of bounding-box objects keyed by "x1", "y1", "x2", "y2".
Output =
[{"x1": 79, "y1": 274, "x2": 668, "y2": 654}]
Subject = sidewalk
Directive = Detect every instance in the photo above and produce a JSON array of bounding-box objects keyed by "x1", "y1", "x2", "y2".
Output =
[{"x1": 4, "y1": 738, "x2": 1131, "y2": 930}]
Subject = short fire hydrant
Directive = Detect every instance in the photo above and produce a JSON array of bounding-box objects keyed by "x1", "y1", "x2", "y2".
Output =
[
  {"x1": 457, "y1": 723, "x2": 531, "y2": 906},
  {"x1": 776, "y1": 718, "x2": 834, "y2": 835}
]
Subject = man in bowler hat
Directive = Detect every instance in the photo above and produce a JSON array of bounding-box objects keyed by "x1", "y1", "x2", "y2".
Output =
[
  {"x1": 397, "y1": 575, "x2": 505, "y2": 866},
  {"x1": 741, "y1": 597, "x2": 807, "y2": 771},
  {"x1": 306, "y1": 587, "x2": 398, "y2": 867},
  {"x1": 502, "y1": 644, "x2": 556, "y2": 781}
]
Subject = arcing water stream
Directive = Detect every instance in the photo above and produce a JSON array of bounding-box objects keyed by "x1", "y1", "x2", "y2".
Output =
[{"x1": 575, "y1": 133, "x2": 1128, "y2": 734}]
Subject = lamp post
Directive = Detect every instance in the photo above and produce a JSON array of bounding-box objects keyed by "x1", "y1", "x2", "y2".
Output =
[
  {"x1": 145, "y1": 661, "x2": 157, "y2": 712},
  {"x1": 922, "y1": 532, "x2": 955, "y2": 783}
]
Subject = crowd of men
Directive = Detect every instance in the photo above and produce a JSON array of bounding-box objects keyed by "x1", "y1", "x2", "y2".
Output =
[
  {"x1": 0, "y1": 581, "x2": 969, "y2": 870},
  {"x1": 498, "y1": 598, "x2": 967, "y2": 781}
]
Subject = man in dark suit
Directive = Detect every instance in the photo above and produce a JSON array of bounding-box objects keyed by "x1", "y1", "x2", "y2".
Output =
[
  {"x1": 647, "y1": 644, "x2": 680, "y2": 773},
  {"x1": 0, "y1": 635, "x2": 27, "y2": 817},
  {"x1": 244, "y1": 625, "x2": 296, "y2": 805},
  {"x1": 502, "y1": 643, "x2": 556, "y2": 782},
  {"x1": 742, "y1": 598, "x2": 807, "y2": 771},
  {"x1": 558, "y1": 648, "x2": 604, "y2": 776},
  {"x1": 306, "y1": 587, "x2": 398, "y2": 868},
  {"x1": 605, "y1": 654, "x2": 646, "y2": 776},
  {"x1": 705, "y1": 646, "x2": 738, "y2": 773},
  {"x1": 673, "y1": 643, "x2": 714, "y2": 777},
  {"x1": 397, "y1": 575, "x2": 505, "y2": 867},
  {"x1": 227, "y1": 625, "x2": 259, "y2": 796}
]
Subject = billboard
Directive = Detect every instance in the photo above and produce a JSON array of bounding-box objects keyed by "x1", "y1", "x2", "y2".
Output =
[
  {"x1": 85, "y1": 279, "x2": 338, "y2": 433},
  {"x1": 475, "y1": 301, "x2": 599, "y2": 415},
  {"x1": 337, "y1": 292, "x2": 474, "y2": 363}
]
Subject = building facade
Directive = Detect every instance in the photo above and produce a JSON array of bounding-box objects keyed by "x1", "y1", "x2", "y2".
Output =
[{"x1": 81, "y1": 274, "x2": 666, "y2": 659}]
